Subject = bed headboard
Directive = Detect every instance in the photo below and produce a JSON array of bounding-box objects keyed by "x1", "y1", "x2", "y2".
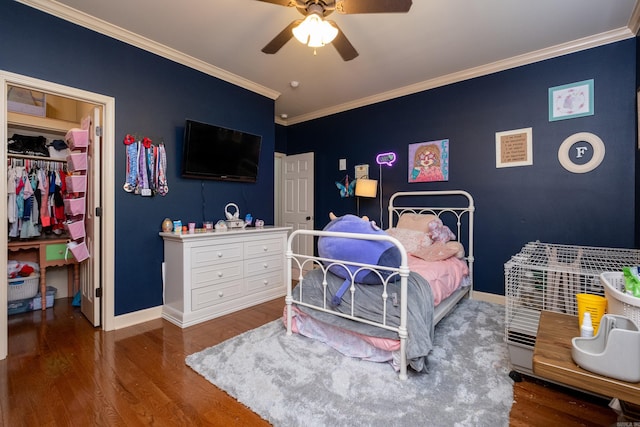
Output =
[{"x1": 387, "y1": 190, "x2": 475, "y2": 286}]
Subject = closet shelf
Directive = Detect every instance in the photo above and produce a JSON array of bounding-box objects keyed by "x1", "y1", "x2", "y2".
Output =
[
  {"x1": 8, "y1": 153, "x2": 67, "y2": 164},
  {"x1": 8, "y1": 111, "x2": 77, "y2": 135}
]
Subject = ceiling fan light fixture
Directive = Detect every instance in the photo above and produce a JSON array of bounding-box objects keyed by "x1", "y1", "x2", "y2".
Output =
[{"x1": 292, "y1": 13, "x2": 338, "y2": 48}]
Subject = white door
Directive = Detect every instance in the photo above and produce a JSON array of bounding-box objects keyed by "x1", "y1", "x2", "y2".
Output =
[
  {"x1": 282, "y1": 152, "x2": 314, "y2": 261},
  {"x1": 81, "y1": 107, "x2": 102, "y2": 326}
]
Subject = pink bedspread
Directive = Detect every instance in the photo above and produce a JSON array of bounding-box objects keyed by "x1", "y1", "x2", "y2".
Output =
[{"x1": 407, "y1": 255, "x2": 469, "y2": 305}]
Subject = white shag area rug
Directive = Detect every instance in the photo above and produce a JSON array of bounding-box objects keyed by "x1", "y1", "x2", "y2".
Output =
[{"x1": 186, "y1": 298, "x2": 513, "y2": 426}]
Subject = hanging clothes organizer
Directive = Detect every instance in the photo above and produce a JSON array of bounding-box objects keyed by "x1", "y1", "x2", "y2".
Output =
[{"x1": 63, "y1": 127, "x2": 90, "y2": 262}]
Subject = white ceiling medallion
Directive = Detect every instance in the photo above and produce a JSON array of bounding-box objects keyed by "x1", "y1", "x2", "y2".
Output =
[{"x1": 558, "y1": 132, "x2": 605, "y2": 173}]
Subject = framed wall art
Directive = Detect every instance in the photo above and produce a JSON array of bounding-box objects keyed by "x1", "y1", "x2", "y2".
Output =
[
  {"x1": 408, "y1": 139, "x2": 449, "y2": 183},
  {"x1": 495, "y1": 127, "x2": 533, "y2": 168},
  {"x1": 548, "y1": 79, "x2": 594, "y2": 121}
]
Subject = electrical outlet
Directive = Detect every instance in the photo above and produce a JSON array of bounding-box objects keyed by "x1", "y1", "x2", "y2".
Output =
[{"x1": 339, "y1": 158, "x2": 346, "y2": 170}]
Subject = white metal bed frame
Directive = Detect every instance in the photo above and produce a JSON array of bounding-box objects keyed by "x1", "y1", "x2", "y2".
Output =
[{"x1": 285, "y1": 190, "x2": 475, "y2": 380}]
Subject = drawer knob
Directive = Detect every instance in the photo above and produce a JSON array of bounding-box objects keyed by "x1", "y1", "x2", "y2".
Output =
[
  {"x1": 263, "y1": 279, "x2": 268, "y2": 286},
  {"x1": 263, "y1": 263, "x2": 268, "y2": 269},
  {"x1": 262, "y1": 246, "x2": 268, "y2": 252},
  {"x1": 218, "y1": 291, "x2": 223, "y2": 298},
  {"x1": 217, "y1": 252, "x2": 223, "y2": 258},
  {"x1": 217, "y1": 271, "x2": 223, "y2": 277}
]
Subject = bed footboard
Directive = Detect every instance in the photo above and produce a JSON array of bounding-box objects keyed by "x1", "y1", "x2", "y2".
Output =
[{"x1": 286, "y1": 229, "x2": 411, "y2": 379}]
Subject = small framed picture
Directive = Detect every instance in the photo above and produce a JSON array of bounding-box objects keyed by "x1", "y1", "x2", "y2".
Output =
[
  {"x1": 548, "y1": 79, "x2": 594, "y2": 121},
  {"x1": 495, "y1": 127, "x2": 532, "y2": 168}
]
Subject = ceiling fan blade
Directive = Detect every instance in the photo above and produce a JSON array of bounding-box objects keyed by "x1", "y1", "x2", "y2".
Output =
[
  {"x1": 330, "y1": 23, "x2": 358, "y2": 61},
  {"x1": 261, "y1": 20, "x2": 301, "y2": 54},
  {"x1": 336, "y1": 0, "x2": 412, "y2": 14},
  {"x1": 255, "y1": 0, "x2": 297, "y2": 7}
]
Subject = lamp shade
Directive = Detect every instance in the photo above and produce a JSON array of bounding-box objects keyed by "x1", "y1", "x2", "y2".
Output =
[{"x1": 355, "y1": 178, "x2": 378, "y2": 198}]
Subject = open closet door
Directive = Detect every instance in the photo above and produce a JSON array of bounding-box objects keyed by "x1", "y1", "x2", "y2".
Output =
[{"x1": 81, "y1": 106, "x2": 102, "y2": 326}]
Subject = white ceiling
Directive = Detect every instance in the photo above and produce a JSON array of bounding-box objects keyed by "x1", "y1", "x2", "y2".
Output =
[{"x1": 19, "y1": 0, "x2": 640, "y2": 125}]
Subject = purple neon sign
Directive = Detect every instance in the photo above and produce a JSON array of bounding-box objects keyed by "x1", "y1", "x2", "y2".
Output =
[{"x1": 376, "y1": 152, "x2": 397, "y2": 166}]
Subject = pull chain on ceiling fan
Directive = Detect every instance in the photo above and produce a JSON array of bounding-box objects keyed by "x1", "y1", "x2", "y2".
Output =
[{"x1": 258, "y1": 0, "x2": 413, "y2": 61}]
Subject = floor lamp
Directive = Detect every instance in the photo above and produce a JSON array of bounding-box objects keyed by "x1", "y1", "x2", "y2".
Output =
[
  {"x1": 355, "y1": 177, "x2": 377, "y2": 217},
  {"x1": 376, "y1": 152, "x2": 397, "y2": 228}
]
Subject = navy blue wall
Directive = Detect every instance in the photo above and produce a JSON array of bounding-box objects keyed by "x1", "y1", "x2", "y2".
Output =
[
  {"x1": 1, "y1": 0, "x2": 275, "y2": 314},
  {"x1": 285, "y1": 40, "x2": 637, "y2": 296}
]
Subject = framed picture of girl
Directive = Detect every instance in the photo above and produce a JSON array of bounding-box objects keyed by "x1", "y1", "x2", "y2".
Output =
[{"x1": 408, "y1": 139, "x2": 449, "y2": 183}]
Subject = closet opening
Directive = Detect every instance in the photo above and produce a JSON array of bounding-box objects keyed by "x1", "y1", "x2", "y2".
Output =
[
  {"x1": 6, "y1": 85, "x2": 100, "y2": 323},
  {"x1": 1, "y1": 71, "x2": 116, "y2": 360}
]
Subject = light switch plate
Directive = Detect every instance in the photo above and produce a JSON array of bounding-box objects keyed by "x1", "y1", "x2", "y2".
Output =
[{"x1": 339, "y1": 158, "x2": 346, "y2": 170}]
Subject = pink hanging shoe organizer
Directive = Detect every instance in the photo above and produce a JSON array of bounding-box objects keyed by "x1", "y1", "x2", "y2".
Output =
[
  {"x1": 65, "y1": 175, "x2": 87, "y2": 193},
  {"x1": 66, "y1": 152, "x2": 87, "y2": 172},
  {"x1": 65, "y1": 128, "x2": 88, "y2": 150},
  {"x1": 67, "y1": 241, "x2": 90, "y2": 262},
  {"x1": 64, "y1": 197, "x2": 86, "y2": 216},
  {"x1": 64, "y1": 220, "x2": 86, "y2": 241}
]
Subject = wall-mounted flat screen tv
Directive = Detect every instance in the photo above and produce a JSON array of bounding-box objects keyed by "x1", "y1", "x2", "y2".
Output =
[{"x1": 181, "y1": 119, "x2": 262, "y2": 183}]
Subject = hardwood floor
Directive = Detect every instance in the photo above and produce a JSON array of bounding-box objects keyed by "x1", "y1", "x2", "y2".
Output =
[{"x1": 0, "y1": 298, "x2": 622, "y2": 426}]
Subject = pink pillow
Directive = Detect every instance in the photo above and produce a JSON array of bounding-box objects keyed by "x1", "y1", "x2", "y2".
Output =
[
  {"x1": 396, "y1": 213, "x2": 438, "y2": 232},
  {"x1": 386, "y1": 228, "x2": 432, "y2": 254}
]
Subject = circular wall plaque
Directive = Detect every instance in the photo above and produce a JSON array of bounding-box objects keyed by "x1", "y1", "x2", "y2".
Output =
[{"x1": 557, "y1": 132, "x2": 605, "y2": 173}]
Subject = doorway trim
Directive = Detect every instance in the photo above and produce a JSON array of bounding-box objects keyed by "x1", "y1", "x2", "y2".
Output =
[{"x1": 0, "y1": 71, "x2": 116, "y2": 360}]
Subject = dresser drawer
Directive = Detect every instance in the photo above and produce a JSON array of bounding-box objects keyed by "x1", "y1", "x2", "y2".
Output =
[
  {"x1": 45, "y1": 243, "x2": 75, "y2": 261},
  {"x1": 191, "y1": 243, "x2": 243, "y2": 268},
  {"x1": 191, "y1": 261, "x2": 243, "y2": 290},
  {"x1": 191, "y1": 279, "x2": 244, "y2": 310},
  {"x1": 245, "y1": 254, "x2": 283, "y2": 277},
  {"x1": 244, "y1": 237, "x2": 284, "y2": 258},
  {"x1": 246, "y1": 271, "x2": 284, "y2": 293}
]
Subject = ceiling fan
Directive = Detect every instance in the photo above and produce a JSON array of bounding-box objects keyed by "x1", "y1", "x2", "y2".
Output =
[{"x1": 259, "y1": 0, "x2": 412, "y2": 61}]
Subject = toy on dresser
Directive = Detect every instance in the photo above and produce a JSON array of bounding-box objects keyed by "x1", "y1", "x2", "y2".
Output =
[{"x1": 224, "y1": 203, "x2": 246, "y2": 229}]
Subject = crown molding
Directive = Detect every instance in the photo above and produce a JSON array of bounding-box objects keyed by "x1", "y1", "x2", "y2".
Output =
[
  {"x1": 628, "y1": 1, "x2": 640, "y2": 35},
  {"x1": 16, "y1": 1, "x2": 636, "y2": 126},
  {"x1": 283, "y1": 27, "x2": 635, "y2": 125},
  {"x1": 16, "y1": 0, "x2": 281, "y2": 101}
]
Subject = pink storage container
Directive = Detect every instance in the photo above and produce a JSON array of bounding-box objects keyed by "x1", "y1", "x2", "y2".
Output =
[
  {"x1": 65, "y1": 175, "x2": 87, "y2": 193},
  {"x1": 64, "y1": 220, "x2": 85, "y2": 240},
  {"x1": 67, "y1": 241, "x2": 89, "y2": 262},
  {"x1": 64, "y1": 197, "x2": 86, "y2": 216},
  {"x1": 65, "y1": 128, "x2": 88, "y2": 150},
  {"x1": 67, "y1": 152, "x2": 87, "y2": 172}
]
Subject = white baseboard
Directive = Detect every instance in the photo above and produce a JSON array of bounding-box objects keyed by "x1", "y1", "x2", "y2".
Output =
[
  {"x1": 111, "y1": 291, "x2": 505, "y2": 330},
  {"x1": 472, "y1": 291, "x2": 505, "y2": 305},
  {"x1": 114, "y1": 305, "x2": 162, "y2": 330}
]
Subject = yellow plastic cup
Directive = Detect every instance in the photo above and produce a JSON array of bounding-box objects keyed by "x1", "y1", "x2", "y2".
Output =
[{"x1": 576, "y1": 293, "x2": 607, "y2": 335}]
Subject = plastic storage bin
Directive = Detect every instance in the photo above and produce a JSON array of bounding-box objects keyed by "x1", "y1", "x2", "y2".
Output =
[
  {"x1": 572, "y1": 314, "x2": 640, "y2": 382},
  {"x1": 64, "y1": 197, "x2": 86, "y2": 216},
  {"x1": 8, "y1": 286, "x2": 56, "y2": 315},
  {"x1": 64, "y1": 220, "x2": 86, "y2": 240},
  {"x1": 31, "y1": 286, "x2": 57, "y2": 311},
  {"x1": 601, "y1": 272, "x2": 640, "y2": 326},
  {"x1": 8, "y1": 274, "x2": 39, "y2": 301},
  {"x1": 65, "y1": 128, "x2": 88, "y2": 150},
  {"x1": 66, "y1": 152, "x2": 87, "y2": 172},
  {"x1": 65, "y1": 175, "x2": 87, "y2": 193}
]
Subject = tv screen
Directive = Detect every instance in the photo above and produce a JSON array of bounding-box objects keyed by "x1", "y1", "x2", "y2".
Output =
[{"x1": 181, "y1": 119, "x2": 262, "y2": 183}]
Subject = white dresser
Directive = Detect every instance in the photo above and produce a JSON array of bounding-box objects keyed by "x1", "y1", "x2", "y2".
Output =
[{"x1": 160, "y1": 226, "x2": 290, "y2": 328}]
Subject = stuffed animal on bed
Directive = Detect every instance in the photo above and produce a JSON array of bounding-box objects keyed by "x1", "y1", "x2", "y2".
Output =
[{"x1": 318, "y1": 213, "x2": 401, "y2": 306}]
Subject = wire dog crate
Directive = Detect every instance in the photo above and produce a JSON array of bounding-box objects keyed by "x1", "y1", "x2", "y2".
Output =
[{"x1": 505, "y1": 241, "x2": 640, "y2": 377}]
